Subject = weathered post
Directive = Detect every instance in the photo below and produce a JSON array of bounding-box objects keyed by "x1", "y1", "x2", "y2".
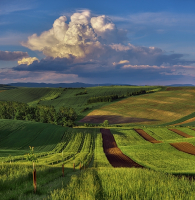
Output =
[
  {"x1": 73, "y1": 163, "x2": 75, "y2": 171},
  {"x1": 33, "y1": 169, "x2": 36, "y2": 193}
]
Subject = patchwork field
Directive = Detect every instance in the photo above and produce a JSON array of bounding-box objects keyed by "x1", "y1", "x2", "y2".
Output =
[
  {"x1": 1, "y1": 118, "x2": 195, "y2": 199},
  {"x1": 112, "y1": 127, "x2": 195, "y2": 173}
]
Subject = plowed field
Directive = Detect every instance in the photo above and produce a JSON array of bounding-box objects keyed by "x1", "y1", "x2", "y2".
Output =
[
  {"x1": 169, "y1": 129, "x2": 194, "y2": 138},
  {"x1": 170, "y1": 142, "x2": 195, "y2": 155},
  {"x1": 134, "y1": 129, "x2": 162, "y2": 143},
  {"x1": 100, "y1": 128, "x2": 143, "y2": 168}
]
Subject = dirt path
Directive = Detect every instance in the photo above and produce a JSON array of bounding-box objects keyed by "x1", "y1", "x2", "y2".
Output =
[
  {"x1": 170, "y1": 142, "x2": 195, "y2": 155},
  {"x1": 100, "y1": 128, "x2": 143, "y2": 168},
  {"x1": 134, "y1": 129, "x2": 162, "y2": 143},
  {"x1": 169, "y1": 129, "x2": 194, "y2": 138}
]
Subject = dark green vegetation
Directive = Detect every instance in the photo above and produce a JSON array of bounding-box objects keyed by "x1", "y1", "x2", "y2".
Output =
[
  {"x1": 87, "y1": 89, "x2": 147, "y2": 104},
  {"x1": 0, "y1": 101, "x2": 77, "y2": 127},
  {"x1": 1, "y1": 85, "x2": 195, "y2": 199}
]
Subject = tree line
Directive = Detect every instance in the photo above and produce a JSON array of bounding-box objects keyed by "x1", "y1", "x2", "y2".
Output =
[
  {"x1": 0, "y1": 101, "x2": 77, "y2": 127},
  {"x1": 87, "y1": 89, "x2": 147, "y2": 104}
]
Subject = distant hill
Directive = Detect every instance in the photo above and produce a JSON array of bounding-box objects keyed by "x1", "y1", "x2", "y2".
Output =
[
  {"x1": 167, "y1": 84, "x2": 194, "y2": 87},
  {"x1": 8, "y1": 82, "x2": 133, "y2": 88}
]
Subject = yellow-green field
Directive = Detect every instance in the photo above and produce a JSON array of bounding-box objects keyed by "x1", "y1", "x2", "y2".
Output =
[{"x1": 86, "y1": 87, "x2": 195, "y2": 125}]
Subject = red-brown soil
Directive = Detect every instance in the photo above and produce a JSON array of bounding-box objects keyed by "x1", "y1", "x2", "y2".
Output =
[
  {"x1": 100, "y1": 128, "x2": 143, "y2": 168},
  {"x1": 170, "y1": 142, "x2": 195, "y2": 155},
  {"x1": 134, "y1": 129, "x2": 162, "y2": 143},
  {"x1": 169, "y1": 129, "x2": 194, "y2": 138},
  {"x1": 80, "y1": 115, "x2": 157, "y2": 124}
]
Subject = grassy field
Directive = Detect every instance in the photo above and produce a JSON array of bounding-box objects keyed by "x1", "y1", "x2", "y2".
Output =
[
  {"x1": 50, "y1": 168, "x2": 195, "y2": 200},
  {"x1": 0, "y1": 86, "x2": 160, "y2": 121},
  {"x1": 2, "y1": 86, "x2": 195, "y2": 199},
  {"x1": 87, "y1": 87, "x2": 195, "y2": 125}
]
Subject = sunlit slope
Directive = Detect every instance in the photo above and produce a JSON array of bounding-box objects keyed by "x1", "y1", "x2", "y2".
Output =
[
  {"x1": 85, "y1": 87, "x2": 195, "y2": 125},
  {"x1": 0, "y1": 86, "x2": 159, "y2": 111},
  {"x1": 0, "y1": 119, "x2": 66, "y2": 157},
  {"x1": 39, "y1": 86, "x2": 159, "y2": 113}
]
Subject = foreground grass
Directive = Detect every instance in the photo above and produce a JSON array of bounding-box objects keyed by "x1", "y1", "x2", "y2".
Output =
[{"x1": 49, "y1": 168, "x2": 195, "y2": 200}]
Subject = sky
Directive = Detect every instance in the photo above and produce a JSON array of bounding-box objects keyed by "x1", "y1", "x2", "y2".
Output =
[{"x1": 0, "y1": 0, "x2": 195, "y2": 85}]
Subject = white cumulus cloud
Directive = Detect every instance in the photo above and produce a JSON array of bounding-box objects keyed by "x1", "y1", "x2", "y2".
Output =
[
  {"x1": 18, "y1": 57, "x2": 39, "y2": 65},
  {"x1": 21, "y1": 10, "x2": 129, "y2": 60}
]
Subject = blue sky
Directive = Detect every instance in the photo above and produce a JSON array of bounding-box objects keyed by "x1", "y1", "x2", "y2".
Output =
[{"x1": 0, "y1": 0, "x2": 195, "y2": 85}]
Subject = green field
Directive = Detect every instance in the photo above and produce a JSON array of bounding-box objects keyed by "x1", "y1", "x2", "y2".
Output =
[{"x1": 1, "y1": 86, "x2": 195, "y2": 199}]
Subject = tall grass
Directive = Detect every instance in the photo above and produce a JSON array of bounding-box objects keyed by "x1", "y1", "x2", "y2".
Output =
[{"x1": 49, "y1": 168, "x2": 195, "y2": 200}]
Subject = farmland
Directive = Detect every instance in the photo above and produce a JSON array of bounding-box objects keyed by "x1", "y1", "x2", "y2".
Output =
[
  {"x1": 0, "y1": 85, "x2": 160, "y2": 121},
  {"x1": 1, "y1": 85, "x2": 195, "y2": 199},
  {"x1": 87, "y1": 86, "x2": 195, "y2": 125}
]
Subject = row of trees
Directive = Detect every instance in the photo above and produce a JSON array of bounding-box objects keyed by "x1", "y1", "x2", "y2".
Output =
[
  {"x1": 0, "y1": 101, "x2": 77, "y2": 127},
  {"x1": 87, "y1": 89, "x2": 147, "y2": 104},
  {"x1": 87, "y1": 94, "x2": 119, "y2": 104},
  {"x1": 126, "y1": 89, "x2": 147, "y2": 96}
]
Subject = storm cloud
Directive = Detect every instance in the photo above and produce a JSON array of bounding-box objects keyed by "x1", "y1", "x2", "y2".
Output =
[{"x1": 0, "y1": 50, "x2": 28, "y2": 61}]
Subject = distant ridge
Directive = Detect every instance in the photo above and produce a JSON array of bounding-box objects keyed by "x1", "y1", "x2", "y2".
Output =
[
  {"x1": 8, "y1": 82, "x2": 133, "y2": 88},
  {"x1": 167, "y1": 84, "x2": 194, "y2": 87}
]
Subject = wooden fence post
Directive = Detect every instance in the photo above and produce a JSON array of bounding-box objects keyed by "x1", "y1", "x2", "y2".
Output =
[
  {"x1": 73, "y1": 163, "x2": 75, "y2": 171},
  {"x1": 33, "y1": 169, "x2": 36, "y2": 193}
]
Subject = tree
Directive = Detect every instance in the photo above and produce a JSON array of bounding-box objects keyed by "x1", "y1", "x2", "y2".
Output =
[{"x1": 103, "y1": 120, "x2": 109, "y2": 127}]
